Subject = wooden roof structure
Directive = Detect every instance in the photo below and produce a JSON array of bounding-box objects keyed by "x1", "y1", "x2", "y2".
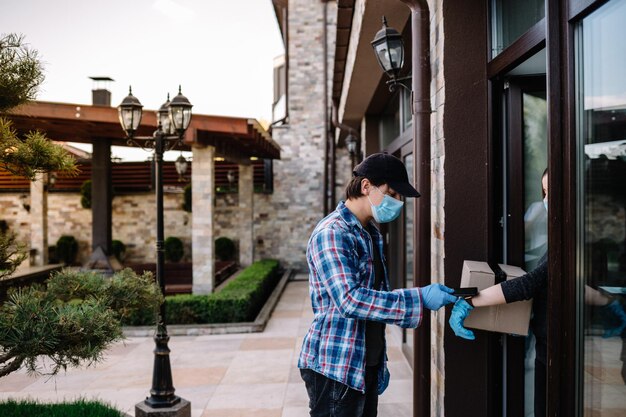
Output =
[
  {"x1": 5, "y1": 101, "x2": 281, "y2": 161},
  {"x1": 0, "y1": 160, "x2": 267, "y2": 193}
]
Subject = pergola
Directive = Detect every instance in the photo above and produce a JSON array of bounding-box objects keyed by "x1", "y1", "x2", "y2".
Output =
[{"x1": 6, "y1": 100, "x2": 281, "y2": 294}]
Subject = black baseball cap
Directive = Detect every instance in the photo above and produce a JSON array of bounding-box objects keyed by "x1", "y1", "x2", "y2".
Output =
[{"x1": 353, "y1": 153, "x2": 421, "y2": 198}]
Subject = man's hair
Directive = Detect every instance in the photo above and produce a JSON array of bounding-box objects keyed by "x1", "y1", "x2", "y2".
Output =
[{"x1": 345, "y1": 176, "x2": 386, "y2": 200}]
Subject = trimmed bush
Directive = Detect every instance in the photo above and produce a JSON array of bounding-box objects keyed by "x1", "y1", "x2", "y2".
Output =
[
  {"x1": 164, "y1": 237, "x2": 184, "y2": 262},
  {"x1": 215, "y1": 237, "x2": 236, "y2": 261},
  {"x1": 125, "y1": 259, "x2": 280, "y2": 325},
  {"x1": 56, "y1": 235, "x2": 78, "y2": 265},
  {"x1": 80, "y1": 180, "x2": 92, "y2": 209},
  {"x1": 111, "y1": 240, "x2": 126, "y2": 262}
]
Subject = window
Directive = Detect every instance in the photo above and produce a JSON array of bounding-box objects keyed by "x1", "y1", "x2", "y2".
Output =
[
  {"x1": 576, "y1": 1, "x2": 626, "y2": 415},
  {"x1": 379, "y1": 92, "x2": 400, "y2": 149},
  {"x1": 272, "y1": 55, "x2": 286, "y2": 123},
  {"x1": 491, "y1": 0, "x2": 545, "y2": 57}
]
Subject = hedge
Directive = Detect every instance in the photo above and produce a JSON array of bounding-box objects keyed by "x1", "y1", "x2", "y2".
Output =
[{"x1": 124, "y1": 259, "x2": 280, "y2": 326}]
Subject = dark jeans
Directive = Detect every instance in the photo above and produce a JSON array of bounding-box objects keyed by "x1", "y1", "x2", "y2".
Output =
[{"x1": 300, "y1": 367, "x2": 379, "y2": 417}]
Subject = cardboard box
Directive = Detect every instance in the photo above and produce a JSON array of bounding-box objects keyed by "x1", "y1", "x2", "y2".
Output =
[{"x1": 460, "y1": 261, "x2": 532, "y2": 336}]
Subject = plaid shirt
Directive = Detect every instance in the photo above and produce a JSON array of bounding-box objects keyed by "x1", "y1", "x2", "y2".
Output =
[{"x1": 298, "y1": 201, "x2": 423, "y2": 393}]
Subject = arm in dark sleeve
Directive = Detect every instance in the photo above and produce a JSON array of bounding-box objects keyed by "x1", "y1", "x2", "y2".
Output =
[{"x1": 500, "y1": 254, "x2": 548, "y2": 303}]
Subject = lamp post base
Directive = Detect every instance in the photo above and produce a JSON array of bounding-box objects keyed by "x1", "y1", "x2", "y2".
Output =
[{"x1": 135, "y1": 399, "x2": 191, "y2": 417}]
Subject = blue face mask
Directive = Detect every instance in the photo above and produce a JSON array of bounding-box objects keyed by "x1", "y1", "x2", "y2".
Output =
[
  {"x1": 543, "y1": 197, "x2": 548, "y2": 212},
  {"x1": 368, "y1": 186, "x2": 404, "y2": 223}
]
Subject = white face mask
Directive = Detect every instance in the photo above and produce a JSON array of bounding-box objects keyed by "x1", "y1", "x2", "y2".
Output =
[{"x1": 543, "y1": 197, "x2": 548, "y2": 212}]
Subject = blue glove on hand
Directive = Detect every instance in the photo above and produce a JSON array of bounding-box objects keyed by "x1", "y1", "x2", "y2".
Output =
[
  {"x1": 420, "y1": 284, "x2": 457, "y2": 311},
  {"x1": 449, "y1": 298, "x2": 475, "y2": 340},
  {"x1": 602, "y1": 300, "x2": 626, "y2": 338}
]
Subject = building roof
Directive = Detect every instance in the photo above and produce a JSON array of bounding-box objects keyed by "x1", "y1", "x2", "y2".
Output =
[{"x1": 5, "y1": 101, "x2": 280, "y2": 161}]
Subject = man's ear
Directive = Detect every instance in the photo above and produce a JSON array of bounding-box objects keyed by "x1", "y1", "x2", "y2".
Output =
[{"x1": 361, "y1": 178, "x2": 371, "y2": 195}]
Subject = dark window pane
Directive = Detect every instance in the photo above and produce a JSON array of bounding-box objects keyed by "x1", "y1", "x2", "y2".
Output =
[{"x1": 491, "y1": 0, "x2": 545, "y2": 57}]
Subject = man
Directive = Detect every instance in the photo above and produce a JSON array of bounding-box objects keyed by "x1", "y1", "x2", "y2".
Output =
[{"x1": 299, "y1": 153, "x2": 457, "y2": 417}]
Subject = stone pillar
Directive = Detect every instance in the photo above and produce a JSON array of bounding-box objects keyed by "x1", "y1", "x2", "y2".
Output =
[
  {"x1": 191, "y1": 145, "x2": 214, "y2": 294},
  {"x1": 238, "y1": 164, "x2": 254, "y2": 267},
  {"x1": 30, "y1": 173, "x2": 48, "y2": 266}
]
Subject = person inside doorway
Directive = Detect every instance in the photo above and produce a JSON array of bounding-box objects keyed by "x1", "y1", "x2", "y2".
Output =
[
  {"x1": 299, "y1": 153, "x2": 457, "y2": 417},
  {"x1": 449, "y1": 168, "x2": 626, "y2": 416}
]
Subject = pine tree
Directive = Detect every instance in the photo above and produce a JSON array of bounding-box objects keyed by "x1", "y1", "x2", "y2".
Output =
[{"x1": 0, "y1": 33, "x2": 161, "y2": 378}]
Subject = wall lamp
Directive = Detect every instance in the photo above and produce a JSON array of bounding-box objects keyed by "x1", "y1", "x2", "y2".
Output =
[{"x1": 371, "y1": 16, "x2": 411, "y2": 92}]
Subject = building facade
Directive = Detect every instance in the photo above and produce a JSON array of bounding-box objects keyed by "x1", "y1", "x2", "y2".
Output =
[{"x1": 276, "y1": 0, "x2": 626, "y2": 416}]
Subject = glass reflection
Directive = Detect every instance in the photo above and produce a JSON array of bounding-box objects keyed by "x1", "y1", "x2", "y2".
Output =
[
  {"x1": 523, "y1": 92, "x2": 548, "y2": 272},
  {"x1": 522, "y1": 90, "x2": 547, "y2": 417},
  {"x1": 578, "y1": 1, "x2": 626, "y2": 414}
]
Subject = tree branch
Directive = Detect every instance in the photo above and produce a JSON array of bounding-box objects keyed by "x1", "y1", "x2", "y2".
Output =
[
  {"x1": 0, "y1": 356, "x2": 23, "y2": 378},
  {"x1": 0, "y1": 350, "x2": 16, "y2": 363}
]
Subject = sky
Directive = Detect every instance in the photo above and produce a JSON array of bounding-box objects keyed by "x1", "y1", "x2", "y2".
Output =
[{"x1": 0, "y1": 0, "x2": 285, "y2": 160}]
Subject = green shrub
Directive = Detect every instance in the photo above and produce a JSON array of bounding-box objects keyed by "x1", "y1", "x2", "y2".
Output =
[
  {"x1": 215, "y1": 237, "x2": 236, "y2": 261},
  {"x1": 55, "y1": 235, "x2": 78, "y2": 265},
  {"x1": 1, "y1": 268, "x2": 161, "y2": 377},
  {"x1": 164, "y1": 237, "x2": 184, "y2": 262},
  {"x1": 126, "y1": 259, "x2": 280, "y2": 325},
  {"x1": 111, "y1": 240, "x2": 126, "y2": 261},
  {"x1": 182, "y1": 184, "x2": 192, "y2": 212},
  {"x1": 0, "y1": 398, "x2": 124, "y2": 417},
  {"x1": 80, "y1": 180, "x2": 92, "y2": 209}
]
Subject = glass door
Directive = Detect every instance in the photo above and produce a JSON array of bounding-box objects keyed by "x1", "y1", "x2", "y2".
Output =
[
  {"x1": 498, "y1": 75, "x2": 547, "y2": 417},
  {"x1": 576, "y1": 1, "x2": 626, "y2": 415}
]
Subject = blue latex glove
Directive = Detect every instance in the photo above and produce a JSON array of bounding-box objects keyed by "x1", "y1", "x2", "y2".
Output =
[
  {"x1": 449, "y1": 298, "x2": 475, "y2": 340},
  {"x1": 602, "y1": 300, "x2": 626, "y2": 338},
  {"x1": 420, "y1": 283, "x2": 457, "y2": 311}
]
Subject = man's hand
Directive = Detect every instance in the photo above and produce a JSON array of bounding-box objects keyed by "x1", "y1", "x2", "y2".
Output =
[
  {"x1": 449, "y1": 298, "x2": 475, "y2": 340},
  {"x1": 420, "y1": 284, "x2": 457, "y2": 311}
]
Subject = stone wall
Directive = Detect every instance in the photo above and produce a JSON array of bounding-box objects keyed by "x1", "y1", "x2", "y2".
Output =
[
  {"x1": 429, "y1": 0, "x2": 446, "y2": 415},
  {"x1": 0, "y1": 190, "x2": 263, "y2": 267},
  {"x1": 0, "y1": 195, "x2": 31, "y2": 255},
  {"x1": 0, "y1": 192, "x2": 192, "y2": 265},
  {"x1": 253, "y1": 0, "x2": 342, "y2": 271}
]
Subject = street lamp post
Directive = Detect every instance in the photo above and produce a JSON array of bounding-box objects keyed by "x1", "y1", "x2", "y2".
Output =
[{"x1": 118, "y1": 86, "x2": 192, "y2": 417}]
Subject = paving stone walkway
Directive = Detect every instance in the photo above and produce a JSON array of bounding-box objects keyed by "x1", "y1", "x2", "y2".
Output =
[{"x1": 0, "y1": 276, "x2": 413, "y2": 417}]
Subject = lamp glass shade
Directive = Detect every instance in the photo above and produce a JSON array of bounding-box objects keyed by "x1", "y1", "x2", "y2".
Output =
[
  {"x1": 158, "y1": 96, "x2": 173, "y2": 135},
  {"x1": 169, "y1": 88, "x2": 193, "y2": 133},
  {"x1": 373, "y1": 37, "x2": 404, "y2": 77},
  {"x1": 371, "y1": 17, "x2": 405, "y2": 79},
  {"x1": 175, "y1": 154, "x2": 188, "y2": 176},
  {"x1": 226, "y1": 170, "x2": 235, "y2": 184},
  {"x1": 387, "y1": 38, "x2": 404, "y2": 73},
  {"x1": 117, "y1": 88, "x2": 143, "y2": 135},
  {"x1": 346, "y1": 134, "x2": 358, "y2": 155}
]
